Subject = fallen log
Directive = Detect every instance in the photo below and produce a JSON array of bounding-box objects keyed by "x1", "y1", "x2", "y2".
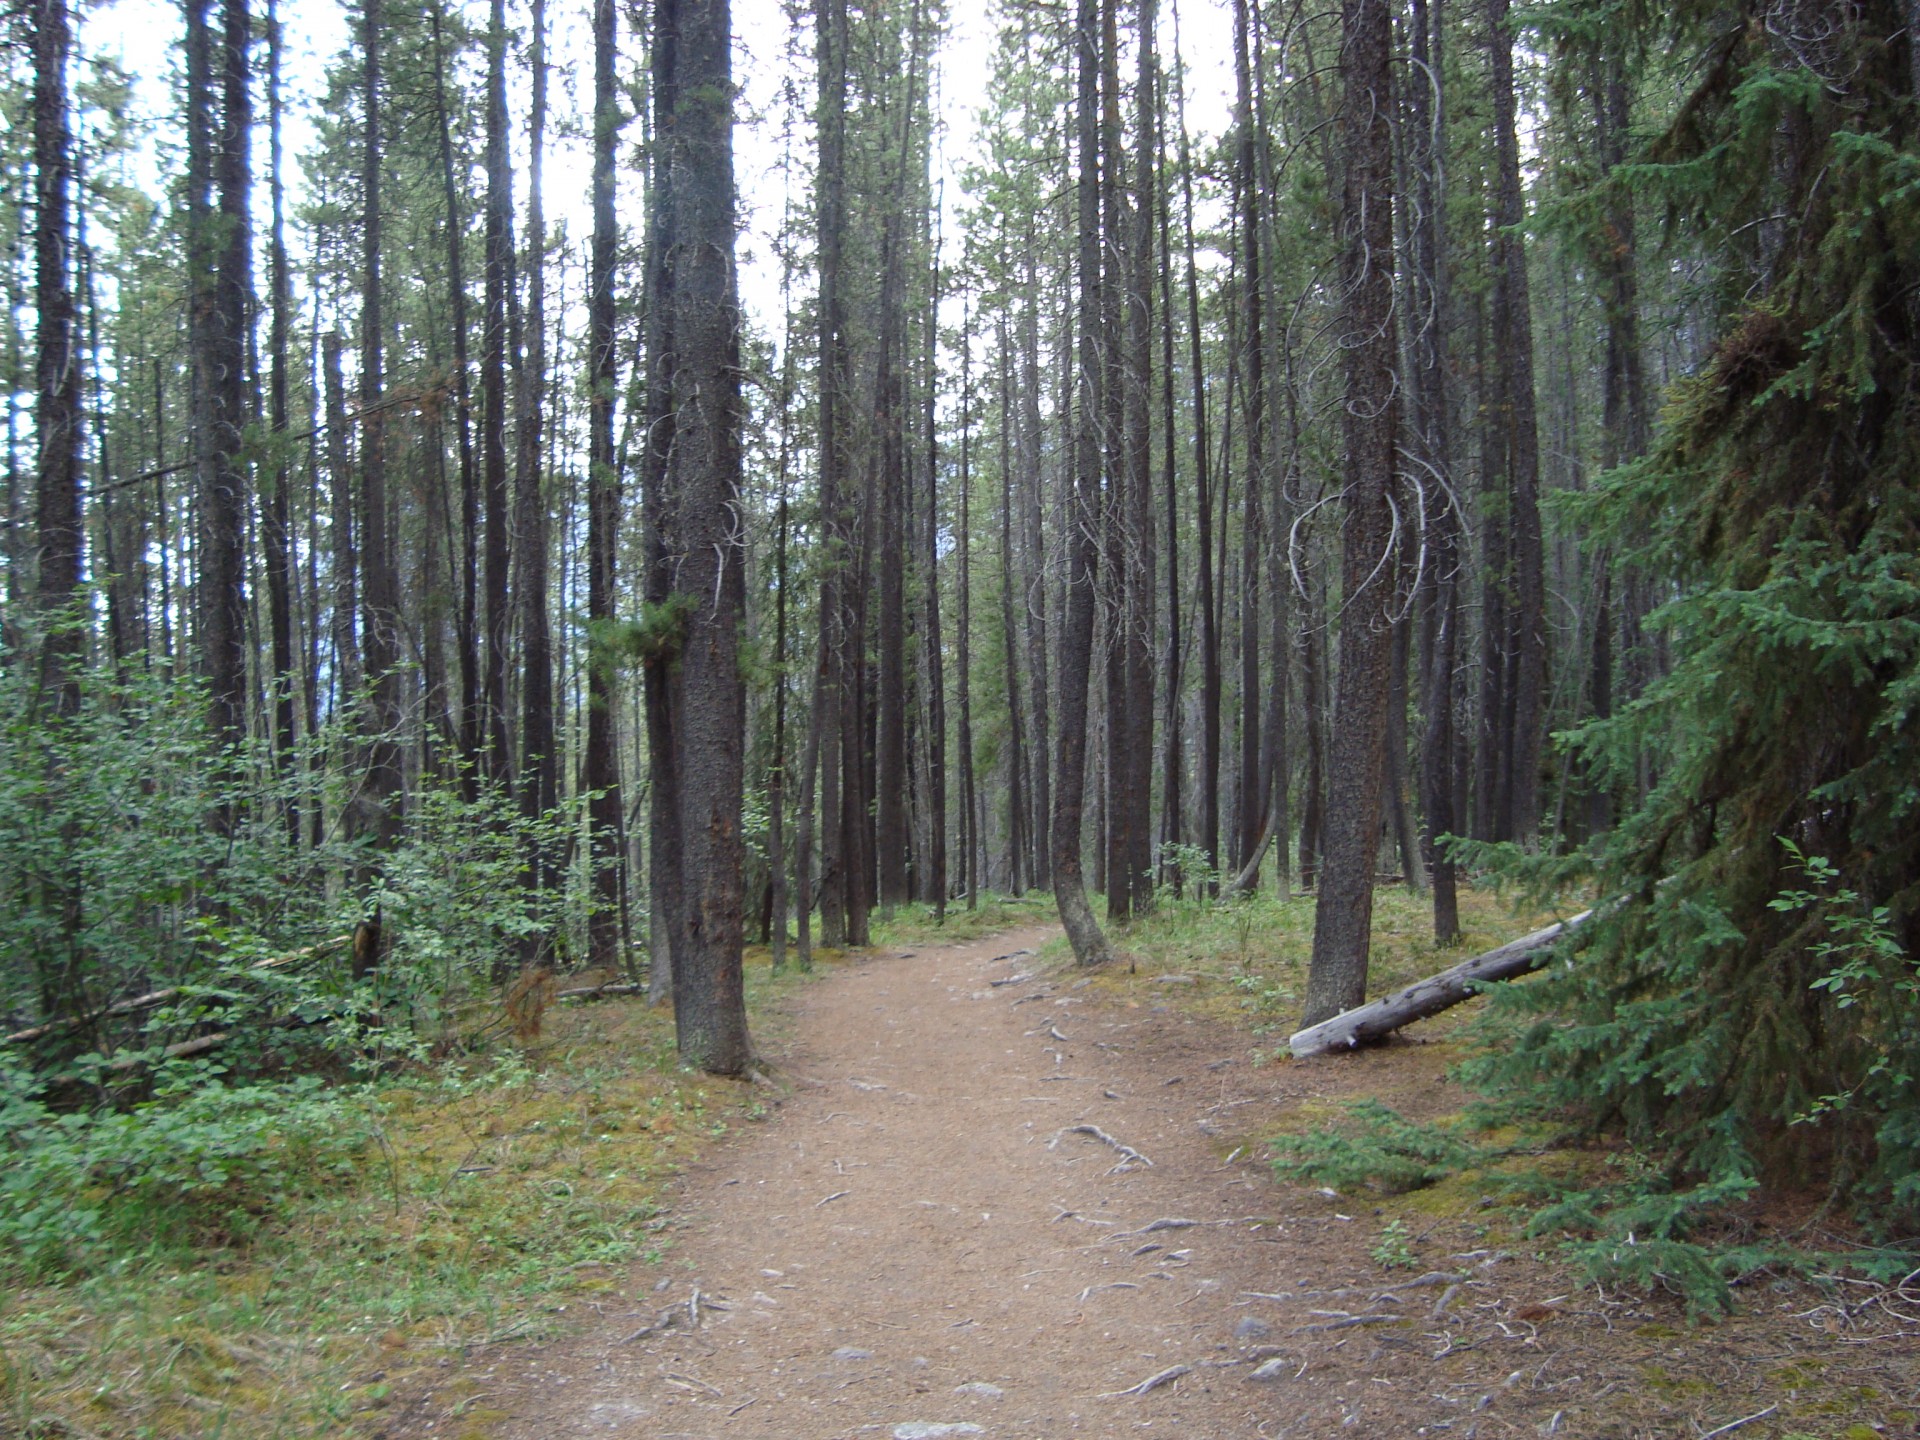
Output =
[
  {"x1": 1287, "y1": 910, "x2": 1590, "y2": 1059},
  {"x1": 3, "y1": 936, "x2": 353, "y2": 1047}
]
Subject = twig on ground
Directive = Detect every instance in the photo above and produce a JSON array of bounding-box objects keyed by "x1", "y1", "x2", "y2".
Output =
[
  {"x1": 1696, "y1": 1404, "x2": 1778, "y2": 1438},
  {"x1": 1051, "y1": 1123, "x2": 1153, "y2": 1172},
  {"x1": 815, "y1": 1190, "x2": 850, "y2": 1208},
  {"x1": 1102, "y1": 1363, "x2": 1192, "y2": 1397}
]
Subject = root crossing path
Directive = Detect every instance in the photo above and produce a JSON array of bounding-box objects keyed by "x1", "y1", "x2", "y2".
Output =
[{"x1": 466, "y1": 924, "x2": 1305, "y2": 1439}]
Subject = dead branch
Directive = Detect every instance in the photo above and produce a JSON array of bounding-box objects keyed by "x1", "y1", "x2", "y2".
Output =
[
  {"x1": 4, "y1": 936, "x2": 351, "y2": 1047},
  {"x1": 1287, "y1": 912, "x2": 1591, "y2": 1057}
]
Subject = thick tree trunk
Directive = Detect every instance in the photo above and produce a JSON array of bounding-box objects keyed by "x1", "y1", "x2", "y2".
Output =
[
  {"x1": 1302, "y1": 0, "x2": 1399, "y2": 1027},
  {"x1": 657, "y1": 0, "x2": 751, "y2": 1075}
]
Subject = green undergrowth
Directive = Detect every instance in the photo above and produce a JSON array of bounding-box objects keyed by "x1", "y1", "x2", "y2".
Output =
[
  {"x1": 0, "y1": 946, "x2": 832, "y2": 1440},
  {"x1": 869, "y1": 890, "x2": 1057, "y2": 948},
  {"x1": 1088, "y1": 877, "x2": 1566, "y2": 1040}
]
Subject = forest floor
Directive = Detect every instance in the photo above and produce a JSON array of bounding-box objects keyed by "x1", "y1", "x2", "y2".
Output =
[{"x1": 378, "y1": 917, "x2": 1916, "y2": 1440}]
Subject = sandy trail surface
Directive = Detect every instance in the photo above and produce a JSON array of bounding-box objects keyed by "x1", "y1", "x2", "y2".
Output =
[{"x1": 451, "y1": 923, "x2": 1304, "y2": 1438}]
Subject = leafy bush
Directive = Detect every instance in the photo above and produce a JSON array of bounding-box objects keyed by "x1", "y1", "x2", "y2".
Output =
[{"x1": 0, "y1": 1057, "x2": 366, "y2": 1278}]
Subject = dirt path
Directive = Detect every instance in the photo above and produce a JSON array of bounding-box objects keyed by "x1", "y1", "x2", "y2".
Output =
[
  {"x1": 383, "y1": 923, "x2": 1916, "y2": 1440},
  {"x1": 443, "y1": 923, "x2": 1312, "y2": 1438}
]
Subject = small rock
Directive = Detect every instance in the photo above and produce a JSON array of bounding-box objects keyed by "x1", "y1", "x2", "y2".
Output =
[
  {"x1": 1155, "y1": 974, "x2": 1196, "y2": 985},
  {"x1": 954, "y1": 1381, "x2": 1005, "y2": 1399},
  {"x1": 1233, "y1": 1316, "x2": 1272, "y2": 1341},
  {"x1": 894, "y1": 1426, "x2": 984, "y2": 1440},
  {"x1": 1249, "y1": 1357, "x2": 1292, "y2": 1382},
  {"x1": 832, "y1": 1346, "x2": 875, "y2": 1361}
]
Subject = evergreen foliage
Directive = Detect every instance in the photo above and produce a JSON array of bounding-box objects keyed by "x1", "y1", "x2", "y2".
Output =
[{"x1": 1462, "y1": 0, "x2": 1920, "y2": 1224}]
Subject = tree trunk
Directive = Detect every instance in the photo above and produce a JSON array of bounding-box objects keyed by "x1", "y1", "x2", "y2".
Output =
[
  {"x1": 518, "y1": 0, "x2": 557, "y2": 835},
  {"x1": 1303, "y1": 0, "x2": 1399, "y2": 1027},
  {"x1": 32, "y1": 0, "x2": 82, "y2": 712},
  {"x1": 265, "y1": 0, "x2": 299, "y2": 845},
  {"x1": 586, "y1": 0, "x2": 626, "y2": 969},
  {"x1": 1056, "y1": 0, "x2": 1114, "y2": 966},
  {"x1": 1488, "y1": 0, "x2": 1546, "y2": 840},
  {"x1": 657, "y1": 0, "x2": 751, "y2": 1075},
  {"x1": 200, "y1": 0, "x2": 253, "y2": 761},
  {"x1": 359, "y1": 0, "x2": 404, "y2": 853}
]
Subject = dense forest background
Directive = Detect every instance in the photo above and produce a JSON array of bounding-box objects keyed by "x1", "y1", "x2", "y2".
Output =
[{"x1": 4, "y1": 0, "x2": 1918, "y2": 1243}]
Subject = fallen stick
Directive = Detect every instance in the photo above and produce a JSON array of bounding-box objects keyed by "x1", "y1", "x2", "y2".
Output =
[
  {"x1": 1287, "y1": 911, "x2": 1591, "y2": 1058},
  {"x1": 4, "y1": 936, "x2": 351, "y2": 1046},
  {"x1": 1103, "y1": 1363, "x2": 1191, "y2": 1397},
  {"x1": 1051, "y1": 1123, "x2": 1153, "y2": 1172}
]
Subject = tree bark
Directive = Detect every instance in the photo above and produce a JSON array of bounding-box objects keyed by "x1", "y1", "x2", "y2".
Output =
[
  {"x1": 1056, "y1": 0, "x2": 1115, "y2": 966},
  {"x1": 1291, "y1": 911, "x2": 1590, "y2": 1056},
  {"x1": 32, "y1": 0, "x2": 83, "y2": 712},
  {"x1": 585, "y1": 0, "x2": 626, "y2": 969},
  {"x1": 656, "y1": 0, "x2": 751, "y2": 1075},
  {"x1": 1302, "y1": 0, "x2": 1399, "y2": 1027}
]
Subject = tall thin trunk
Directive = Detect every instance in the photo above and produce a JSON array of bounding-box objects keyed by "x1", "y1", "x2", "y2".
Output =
[
  {"x1": 921, "y1": 205, "x2": 948, "y2": 917},
  {"x1": 1172, "y1": 3, "x2": 1219, "y2": 889},
  {"x1": 428, "y1": 0, "x2": 482, "y2": 784},
  {"x1": 814, "y1": 0, "x2": 851, "y2": 946},
  {"x1": 1488, "y1": 0, "x2": 1546, "y2": 839},
  {"x1": 265, "y1": 0, "x2": 298, "y2": 844},
  {"x1": 323, "y1": 330, "x2": 360, "y2": 723},
  {"x1": 1410, "y1": 0, "x2": 1460, "y2": 941},
  {"x1": 956, "y1": 320, "x2": 978, "y2": 907},
  {"x1": 997, "y1": 323, "x2": 1028, "y2": 895},
  {"x1": 518, "y1": 0, "x2": 557, "y2": 835},
  {"x1": 1057, "y1": 0, "x2": 1114, "y2": 965},
  {"x1": 359, "y1": 0, "x2": 404, "y2": 856},
  {"x1": 201, "y1": 0, "x2": 253, "y2": 759},
  {"x1": 1231, "y1": 0, "x2": 1265, "y2": 884},
  {"x1": 1018, "y1": 251, "x2": 1052, "y2": 889},
  {"x1": 586, "y1": 0, "x2": 626, "y2": 969},
  {"x1": 33, "y1": 0, "x2": 82, "y2": 711},
  {"x1": 481, "y1": 0, "x2": 516, "y2": 791}
]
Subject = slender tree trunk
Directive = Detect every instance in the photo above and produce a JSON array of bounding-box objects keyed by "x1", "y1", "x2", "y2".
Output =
[
  {"x1": 814, "y1": 0, "x2": 851, "y2": 946},
  {"x1": 32, "y1": 0, "x2": 82, "y2": 711},
  {"x1": 480, "y1": 0, "x2": 517, "y2": 791},
  {"x1": 200, "y1": 0, "x2": 253, "y2": 762},
  {"x1": 956, "y1": 321, "x2": 978, "y2": 907},
  {"x1": 586, "y1": 0, "x2": 626, "y2": 969},
  {"x1": 518, "y1": 0, "x2": 557, "y2": 836},
  {"x1": 359, "y1": 0, "x2": 404, "y2": 860},
  {"x1": 323, "y1": 331, "x2": 360, "y2": 726},
  {"x1": 1409, "y1": 0, "x2": 1461, "y2": 942},
  {"x1": 264, "y1": 0, "x2": 299, "y2": 844},
  {"x1": 1018, "y1": 254, "x2": 1052, "y2": 889},
  {"x1": 997, "y1": 322, "x2": 1029, "y2": 895},
  {"x1": 1303, "y1": 0, "x2": 1399, "y2": 1026},
  {"x1": 1488, "y1": 0, "x2": 1546, "y2": 840},
  {"x1": 428, "y1": 0, "x2": 482, "y2": 785},
  {"x1": 1172, "y1": 6, "x2": 1219, "y2": 890},
  {"x1": 1057, "y1": 0, "x2": 1114, "y2": 965}
]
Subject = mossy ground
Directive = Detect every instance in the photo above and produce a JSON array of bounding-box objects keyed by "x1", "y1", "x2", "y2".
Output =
[{"x1": 0, "y1": 946, "x2": 841, "y2": 1440}]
